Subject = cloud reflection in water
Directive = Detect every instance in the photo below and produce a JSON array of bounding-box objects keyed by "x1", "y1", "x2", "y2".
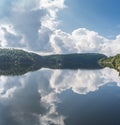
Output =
[{"x1": 0, "y1": 67, "x2": 120, "y2": 125}]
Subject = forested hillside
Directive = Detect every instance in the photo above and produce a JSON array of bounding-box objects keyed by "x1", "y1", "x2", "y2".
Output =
[{"x1": 0, "y1": 48, "x2": 107, "y2": 75}]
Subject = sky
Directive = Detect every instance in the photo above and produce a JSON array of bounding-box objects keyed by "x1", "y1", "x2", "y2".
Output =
[
  {"x1": 0, "y1": 0, "x2": 120, "y2": 56},
  {"x1": 58, "y1": 0, "x2": 120, "y2": 38}
]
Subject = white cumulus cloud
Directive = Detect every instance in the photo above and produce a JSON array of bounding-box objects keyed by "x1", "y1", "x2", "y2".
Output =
[
  {"x1": 0, "y1": 0, "x2": 120, "y2": 125},
  {"x1": 0, "y1": 0, "x2": 120, "y2": 56}
]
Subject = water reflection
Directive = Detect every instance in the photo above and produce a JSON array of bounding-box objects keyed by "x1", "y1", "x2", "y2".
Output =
[
  {"x1": 0, "y1": 52, "x2": 105, "y2": 76},
  {"x1": 0, "y1": 67, "x2": 120, "y2": 125}
]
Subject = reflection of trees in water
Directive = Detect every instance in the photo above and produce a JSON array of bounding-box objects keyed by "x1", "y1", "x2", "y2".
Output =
[
  {"x1": 99, "y1": 54, "x2": 120, "y2": 75},
  {"x1": 0, "y1": 48, "x2": 43, "y2": 75},
  {"x1": 43, "y1": 53, "x2": 106, "y2": 69},
  {"x1": 0, "y1": 55, "x2": 13, "y2": 70},
  {"x1": 0, "y1": 48, "x2": 107, "y2": 76}
]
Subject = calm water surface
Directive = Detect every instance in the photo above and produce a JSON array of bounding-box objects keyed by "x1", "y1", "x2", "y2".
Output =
[{"x1": 0, "y1": 68, "x2": 120, "y2": 125}]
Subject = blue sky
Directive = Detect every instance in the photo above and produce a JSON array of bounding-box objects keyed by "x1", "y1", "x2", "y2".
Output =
[
  {"x1": 58, "y1": 0, "x2": 120, "y2": 38},
  {"x1": 0, "y1": 0, "x2": 120, "y2": 55}
]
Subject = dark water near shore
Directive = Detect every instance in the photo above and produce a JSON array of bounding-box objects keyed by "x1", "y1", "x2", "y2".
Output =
[{"x1": 0, "y1": 67, "x2": 120, "y2": 125}]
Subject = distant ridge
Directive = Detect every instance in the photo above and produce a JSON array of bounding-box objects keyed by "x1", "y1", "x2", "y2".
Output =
[{"x1": 0, "y1": 48, "x2": 107, "y2": 75}]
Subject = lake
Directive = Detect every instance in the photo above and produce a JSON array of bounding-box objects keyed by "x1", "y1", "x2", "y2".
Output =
[{"x1": 0, "y1": 67, "x2": 120, "y2": 125}]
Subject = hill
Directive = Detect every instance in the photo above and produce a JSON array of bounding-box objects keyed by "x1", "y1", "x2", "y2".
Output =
[
  {"x1": 0, "y1": 48, "x2": 107, "y2": 75},
  {"x1": 43, "y1": 53, "x2": 107, "y2": 69},
  {"x1": 99, "y1": 54, "x2": 120, "y2": 74},
  {"x1": 0, "y1": 48, "x2": 43, "y2": 75}
]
